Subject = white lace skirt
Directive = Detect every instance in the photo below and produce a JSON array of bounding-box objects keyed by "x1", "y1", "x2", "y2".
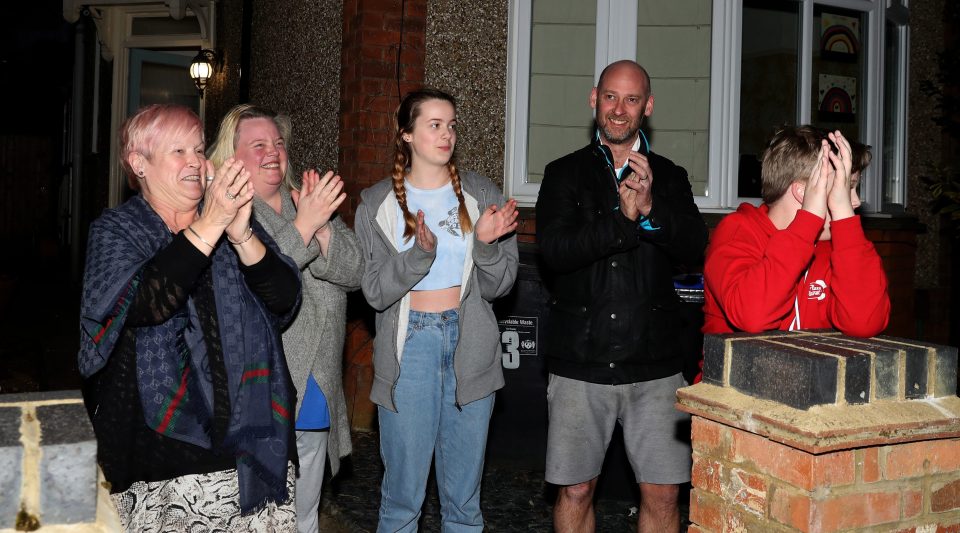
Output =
[{"x1": 111, "y1": 463, "x2": 297, "y2": 533}]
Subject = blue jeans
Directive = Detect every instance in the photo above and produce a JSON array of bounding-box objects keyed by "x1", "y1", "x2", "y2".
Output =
[{"x1": 377, "y1": 309, "x2": 495, "y2": 533}]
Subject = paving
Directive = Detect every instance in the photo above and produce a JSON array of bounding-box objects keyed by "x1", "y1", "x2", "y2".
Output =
[{"x1": 319, "y1": 431, "x2": 690, "y2": 532}]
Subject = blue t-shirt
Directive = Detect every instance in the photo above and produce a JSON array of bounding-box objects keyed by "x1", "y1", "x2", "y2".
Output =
[
  {"x1": 295, "y1": 373, "x2": 329, "y2": 430},
  {"x1": 397, "y1": 182, "x2": 468, "y2": 290}
]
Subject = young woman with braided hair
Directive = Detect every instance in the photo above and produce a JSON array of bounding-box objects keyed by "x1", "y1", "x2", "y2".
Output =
[{"x1": 355, "y1": 88, "x2": 519, "y2": 532}]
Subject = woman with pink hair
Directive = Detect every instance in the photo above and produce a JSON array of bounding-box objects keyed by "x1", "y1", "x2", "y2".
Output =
[{"x1": 78, "y1": 104, "x2": 300, "y2": 531}]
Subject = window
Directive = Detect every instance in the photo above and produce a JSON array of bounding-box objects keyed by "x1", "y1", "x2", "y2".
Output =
[
  {"x1": 508, "y1": 0, "x2": 711, "y2": 204},
  {"x1": 736, "y1": 0, "x2": 801, "y2": 200},
  {"x1": 506, "y1": 0, "x2": 909, "y2": 213},
  {"x1": 523, "y1": 2, "x2": 597, "y2": 189}
]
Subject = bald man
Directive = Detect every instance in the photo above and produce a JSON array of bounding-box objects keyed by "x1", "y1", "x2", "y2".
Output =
[{"x1": 535, "y1": 60, "x2": 707, "y2": 533}]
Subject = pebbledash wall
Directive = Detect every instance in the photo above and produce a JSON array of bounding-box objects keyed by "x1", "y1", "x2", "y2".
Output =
[
  {"x1": 210, "y1": 0, "x2": 508, "y2": 220},
  {"x1": 680, "y1": 331, "x2": 960, "y2": 533}
]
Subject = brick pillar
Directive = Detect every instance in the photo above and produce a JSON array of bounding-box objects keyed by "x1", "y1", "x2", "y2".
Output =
[
  {"x1": 339, "y1": 0, "x2": 427, "y2": 224},
  {"x1": 679, "y1": 331, "x2": 960, "y2": 532},
  {"x1": 339, "y1": 0, "x2": 427, "y2": 432}
]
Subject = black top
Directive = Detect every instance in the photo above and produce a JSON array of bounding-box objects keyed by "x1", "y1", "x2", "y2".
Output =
[
  {"x1": 82, "y1": 233, "x2": 299, "y2": 493},
  {"x1": 536, "y1": 141, "x2": 708, "y2": 384}
]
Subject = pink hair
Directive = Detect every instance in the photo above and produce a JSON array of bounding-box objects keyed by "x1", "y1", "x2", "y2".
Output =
[{"x1": 119, "y1": 104, "x2": 203, "y2": 190}]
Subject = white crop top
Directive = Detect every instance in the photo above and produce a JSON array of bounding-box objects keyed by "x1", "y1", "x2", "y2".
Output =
[{"x1": 397, "y1": 181, "x2": 468, "y2": 290}]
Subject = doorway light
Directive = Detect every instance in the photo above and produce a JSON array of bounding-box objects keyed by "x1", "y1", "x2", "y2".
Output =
[{"x1": 189, "y1": 49, "x2": 219, "y2": 97}]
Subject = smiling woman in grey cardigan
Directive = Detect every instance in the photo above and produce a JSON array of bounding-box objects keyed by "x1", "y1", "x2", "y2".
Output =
[{"x1": 209, "y1": 104, "x2": 362, "y2": 533}]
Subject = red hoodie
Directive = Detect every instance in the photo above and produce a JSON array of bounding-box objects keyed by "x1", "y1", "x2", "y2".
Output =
[{"x1": 702, "y1": 203, "x2": 890, "y2": 337}]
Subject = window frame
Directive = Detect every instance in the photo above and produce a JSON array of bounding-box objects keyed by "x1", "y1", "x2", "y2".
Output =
[
  {"x1": 505, "y1": 1, "x2": 536, "y2": 204},
  {"x1": 882, "y1": 0, "x2": 910, "y2": 209},
  {"x1": 504, "y1": 0, "x2": 910, "y2": 214},
  {"x1": 506, "y1": 0, "x2": 637, "y2": 206}
]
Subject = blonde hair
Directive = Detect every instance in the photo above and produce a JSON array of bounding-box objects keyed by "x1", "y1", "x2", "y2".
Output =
[
  {"x1": 120, "y1": 104, "x2": 202, "y2": 190},
  {"x1": 207, "y1": 104, "x2": 296, "y2": 190},
  {"x1": 393, "y1": 88, "x2": 472, "y2": 242},
  {"x1": 760, "y1": 125, "x2": 824, "y2": 204}
]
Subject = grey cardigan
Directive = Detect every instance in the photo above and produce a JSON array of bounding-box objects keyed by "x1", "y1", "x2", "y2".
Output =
[
  {"x1": 253, "y1": 189, "x2": 362, "y2": 476},
  {"x1": 354, "y1": 171, "x2": 519, "y2": 411}
]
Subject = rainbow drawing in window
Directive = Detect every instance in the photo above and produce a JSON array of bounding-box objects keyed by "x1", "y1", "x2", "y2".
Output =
[
  {"x1": 820, "y1": 12, "x2": 860, "y2": 61},
  {"x1": 818, "y1": 74, "x2": 857, "y2": 123}
]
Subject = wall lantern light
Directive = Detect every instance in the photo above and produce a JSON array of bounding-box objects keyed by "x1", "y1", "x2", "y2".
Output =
[{"x1": 189, "y1": 49, "x2": 219, "y2": 98}]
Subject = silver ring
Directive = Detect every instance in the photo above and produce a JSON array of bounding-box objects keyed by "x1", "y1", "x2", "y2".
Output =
[
  {"x1": 205, "y1": 175, "x2": 214, "y2": 182},
  {"x1": 225, "y1": 191, "x2": 236, "y2": 200}
]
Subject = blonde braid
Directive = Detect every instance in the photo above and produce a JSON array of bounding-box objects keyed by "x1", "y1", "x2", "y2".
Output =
[
  {"x1": 393, "y1": 136, "x2": 417, "y2": 242},
  {"x1": 448, "y1": 161, "x2": 473, "y2": 237}
]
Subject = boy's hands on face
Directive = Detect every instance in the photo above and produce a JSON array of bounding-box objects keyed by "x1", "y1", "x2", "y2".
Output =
[
  {"x1": 800, "y1": 141, "x2": 833, "y2": 219},
  {"x1": 825, "y1": 130, "x2": 856, "y2": 221}
]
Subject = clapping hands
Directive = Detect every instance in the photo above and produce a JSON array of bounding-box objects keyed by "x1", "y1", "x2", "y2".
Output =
[
  {"x1": 292, "y1": 169, "x2": 347, "y2": 245},
  {"x1": 618, "y1": 150, "x2": 653, "y2": 221},
  {"x1": 202, "y1": 158, "x2": 254, "y2": 241},
  {"x1": 414, "y1": 210, "x2": 437, "y2": 252},
  {"x1": 475, "y1": 199, "x2": 519, "y2": 244}
]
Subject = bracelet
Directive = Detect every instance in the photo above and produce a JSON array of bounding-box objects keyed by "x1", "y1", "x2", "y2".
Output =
[
  {"x1": 227, "y1": 226, "x2": 254, "y2": 245},
  {"x1": 187, "y1": 225, "x2": 215, "y2": 250}
]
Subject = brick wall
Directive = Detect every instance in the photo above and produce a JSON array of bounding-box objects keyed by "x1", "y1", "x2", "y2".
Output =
[
  {"x1": 339, "y1": 0, "x2": 428, "y2": 431},
  {"x1": 339, "y1": 0, "x2": 428, "y2": 224},
  {"x1": 865, "y1": 226, "x2": 923, "y2": 340},
  {"x1": 689, "y1": 417, "x2": 960, "y2": 532},
  {"x1": 680, "y1": 331, "x2": 960, "y2": 532},
  {"x1": 342, "y1": 310, "x2": 376, "y2": 432}
]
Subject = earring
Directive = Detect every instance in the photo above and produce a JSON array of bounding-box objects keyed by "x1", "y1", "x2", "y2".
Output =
[
  {"x1": 138, "y1": 170, "x2": 145, "y2": 179},
  {"x1": 403, "y1": 135, "x2": 411, "y2": 142}
]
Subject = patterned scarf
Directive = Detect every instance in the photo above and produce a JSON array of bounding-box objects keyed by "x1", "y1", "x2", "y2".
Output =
[{"x1": 78, "y1": 195, "x2": 295, "y2": 514}]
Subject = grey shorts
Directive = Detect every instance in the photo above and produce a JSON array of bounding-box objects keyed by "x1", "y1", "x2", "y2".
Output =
[{"x1": 545, "y1": 372, "x2": 692, "y2": 486}]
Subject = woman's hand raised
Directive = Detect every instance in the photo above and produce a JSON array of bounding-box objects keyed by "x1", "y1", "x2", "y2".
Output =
[
  {"x1": 201, "y1": 158, "x2": 265, "y2": 264},
  {"x1": 291, "y1": 169, "x2": 346, "y2": 247},
  {"x1": 200, "y1": 158, "x2": 253, "y2": 231},
  {"x1": 185, "y1": 158, "x2": 251, "y2": 255},
  {"x1": 414, "y1": 210, "x2": 437, "y2": 252},
  {"x1": 475, "y1": 198, "x2": 519, "y2": 244}
]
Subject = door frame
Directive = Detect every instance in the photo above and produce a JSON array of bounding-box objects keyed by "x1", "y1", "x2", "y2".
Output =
[{"x1": 102, "y1": 3, "x2": 215, "y2": 207}]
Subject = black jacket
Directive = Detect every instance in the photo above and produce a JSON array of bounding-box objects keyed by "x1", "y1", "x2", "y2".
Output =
[{"x1": 536, "y1": 139, "x2": 707, "y2": 384}]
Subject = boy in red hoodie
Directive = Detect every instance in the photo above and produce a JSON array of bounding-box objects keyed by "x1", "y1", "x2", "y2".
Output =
[{"x1": 702, "y1": 126, "x2": 890, "y2": 339}]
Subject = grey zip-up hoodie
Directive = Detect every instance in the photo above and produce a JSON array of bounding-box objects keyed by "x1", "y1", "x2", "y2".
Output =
[{"x1": 355, "y1": 171, "x2": 519, "y2": 411}]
